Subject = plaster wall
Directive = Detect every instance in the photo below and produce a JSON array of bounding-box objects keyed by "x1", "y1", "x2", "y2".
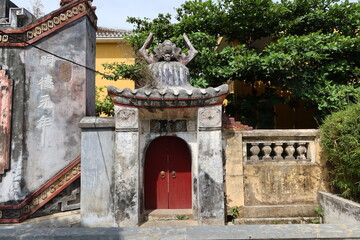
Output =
[
  {"x1": 223, "y1": 131, "x2": 244, "y2": 208},
  {"x1": 24, "y1": 18, "x2": 94, "y2": 194},
  {"x1": 319, "y1": 191, "x2": 360, "y2": 224},
  {"x1": 0, "y1": 17, "x2": 96, "y2": 203},
  {"x1": 80, "y1": 117, "x2": 115, "y2": 227}
]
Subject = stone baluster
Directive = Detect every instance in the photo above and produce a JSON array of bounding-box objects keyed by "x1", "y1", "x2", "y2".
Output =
[
  {"x1": 296, "y1": 142, "x2": 307, "y2": 160},
  {"x1": 285, "y1": 143, "x2": 296, "y2": 160},
  {"x1": 262, "y1": 143, "x2": 272, "y2": 161},
  {"x1": 249, "y1": 143, "x2": 260, "y2": 161},
  {"x1": 274, "y1": 142, "x2": 284, "y2": 160}
]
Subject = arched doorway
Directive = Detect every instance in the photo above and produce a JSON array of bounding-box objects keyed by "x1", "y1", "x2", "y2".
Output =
[{"x1": 144, "y1": 136, "x2": 192, "y2": 209}]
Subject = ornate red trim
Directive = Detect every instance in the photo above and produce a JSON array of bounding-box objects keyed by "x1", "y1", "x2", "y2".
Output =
[
  {"x1": 0, "y1": 157, "x2": 81, "y2": 223},
  {"x1": 0, "y1": 70, "x2": 12, "y2": 175},
  {"x1": 0, "y1": 0, "x2": 97, "y2": 47}
]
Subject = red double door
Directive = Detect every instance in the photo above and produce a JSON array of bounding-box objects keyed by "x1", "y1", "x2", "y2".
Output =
[{"x1": 144, "y1": 136, "x2": 192, "y2": 209}]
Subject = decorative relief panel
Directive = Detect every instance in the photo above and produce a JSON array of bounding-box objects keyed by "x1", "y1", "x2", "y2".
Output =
[
  {"x1": 0, "y1": 70, "x2": 12, "y2": 175},
  {"x1": 115, "y1": 106, "x2": 138, "y2": 130},
  {"x1": 198, "y1": 106, "x2": 222, "y2": 129},
  {"x1": 150, "y1": 120, "x2": 187, "y2": 133}
]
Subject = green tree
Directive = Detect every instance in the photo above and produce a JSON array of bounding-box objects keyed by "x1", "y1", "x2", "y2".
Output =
[
  {"x1": 100, "y1": 0, "x2": 359, "y2": 124},
  {"x1": 320, "y1": 101, "x2": 360, "y2": 201}
]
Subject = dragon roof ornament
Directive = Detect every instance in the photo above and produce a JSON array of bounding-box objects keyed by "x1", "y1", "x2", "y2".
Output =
[
  {"x1": 139, "y1": 33, "x2": 198, "y2": 65},
  {"x1": 108, "y1": 33, "x2": 228, "y2": 108}
]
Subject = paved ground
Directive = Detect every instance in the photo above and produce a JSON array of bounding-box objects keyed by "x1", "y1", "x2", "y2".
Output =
[
  {"x1": 0, "y1": 224, "x2": 360, "y2": 239},
  {"x1": 0, "y1": 211, "x2": 359, "y2": 239}
]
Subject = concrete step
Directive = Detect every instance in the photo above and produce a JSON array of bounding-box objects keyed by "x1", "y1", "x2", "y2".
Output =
[
  {"x1": 234, "y1": 216, "x2": 322, "y2": 225},
  {"x1": 141, "y1": 219, "x2": 199, "y2": 227},
  {"x1": 145, "y1": 209, "x2": 193, "y2": 220}
]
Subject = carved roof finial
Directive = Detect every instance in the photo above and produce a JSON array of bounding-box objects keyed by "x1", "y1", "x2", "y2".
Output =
[
  {"x1": 139, "y1": 33, "x2": 198, "y2": 65},
  {"x1": 60, "y1": 0, "x2": 73, "y2": 6}
]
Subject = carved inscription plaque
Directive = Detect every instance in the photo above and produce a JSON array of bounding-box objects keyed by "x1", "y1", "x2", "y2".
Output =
[
  {"x1": 198, "y1": 106, "x2": 222, "y2": 128},
  {"x1": 115, "y1": 107, "x2": 138, "y2": 129},
  {"x1": 150, "y1": 120, "x2": 187, "y2": 133},
  {"x1": 0, "y1": 70, "x2": 12, "y2": 174},
  {"x1": 58, "y1": 61, "x2": 72, "y2": 82}
]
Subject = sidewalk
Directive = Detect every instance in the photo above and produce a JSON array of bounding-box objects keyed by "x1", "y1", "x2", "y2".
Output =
[{"x1": 0, "y1": 224, "x2": 359, "y2": 239}]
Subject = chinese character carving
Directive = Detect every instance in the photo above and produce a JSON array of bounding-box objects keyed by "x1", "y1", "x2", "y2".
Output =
[
  {"x1": 40, "y1": 55, "x2": 54, "y2": 67},
  {"x1": 38, "y1": 95, "x2": 54, "y2": 109},
  {"x1": 38, "y1": 75, "x2": 54, "y2": 90},
  {"x1": 37, "y1": 116, "x2": 53, "y2": 147}
]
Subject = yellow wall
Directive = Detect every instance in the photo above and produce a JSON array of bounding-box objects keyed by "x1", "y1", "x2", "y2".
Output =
[{"x1": 96, "y1": 39, "x2": 135, "y2": 97}]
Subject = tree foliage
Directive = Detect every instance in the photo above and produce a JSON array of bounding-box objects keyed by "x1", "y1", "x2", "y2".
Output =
[
  {"x1": 100, "y1": 0, "x2": 359, "y2": 122},
  {"x1": 30, "y1": 0, "x2": 44, "y2": 18},
  {"x1": 320, "y1": 101, "x2": 360, "y2": 201}
]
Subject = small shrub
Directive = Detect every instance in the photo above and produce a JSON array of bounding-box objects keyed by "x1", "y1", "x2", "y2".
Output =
[
  {"x1": 320, "y1": 102, "x2": 360, "y2": 202},
  {"x1": 95, "y1": 87, "x2": 114, "y2": 116},
  {"x1": 313, "y1": 206, "x2": 324, "y2": 217},
  {"x1": 176, "y1": 215, "x2": 189, "y2": 220},
  {"x1": 230, "y1": 206, "x2": 240, "y2": 219}
]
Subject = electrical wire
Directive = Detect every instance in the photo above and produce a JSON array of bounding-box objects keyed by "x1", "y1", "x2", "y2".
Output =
[{"x1": 0, "y1": 29, "x2": 113, "y2": 79}]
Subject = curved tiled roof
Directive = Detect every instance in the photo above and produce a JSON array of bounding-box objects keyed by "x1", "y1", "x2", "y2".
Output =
[
  {"x1": 96, "y1": 27, "x2": 131, "y2": 39},
  {"x1": 108, "y1": 84, "x2": 228, "y2": 108}
]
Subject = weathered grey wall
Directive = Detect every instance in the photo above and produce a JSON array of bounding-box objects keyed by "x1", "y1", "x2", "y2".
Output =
[
  {"x1": 0, "y1": 17, "x2": 96, "y2": 203},
  {"x1": 24, "y1": 18, "x2": 94, "y2": 194},
  {"x1": 113, "y1": 106, "x2": 140, "y2": 227},
  {"x1": 85, "y1": 19, "x2": 96, "y2": 116},
  {"x1": 198, "y1": 130, "x2": 225, "y2": 225},
  {"x1": 197, "y1": 105, "x2": 225, "y2": 225},
  {"x1": 79, "y1": 117, "x2": 115, "y2": 227},
  {"x1": 319, "y1": 191, "x2": 360, "y2": 224}
]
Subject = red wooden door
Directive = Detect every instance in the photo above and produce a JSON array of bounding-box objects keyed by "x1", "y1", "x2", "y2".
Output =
[{"x1": 145, "y1": 136, "x2": 192, "y2": 209}]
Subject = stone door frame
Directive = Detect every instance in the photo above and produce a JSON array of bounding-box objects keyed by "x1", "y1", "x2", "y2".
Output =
[
  {"x1": 139, "y1": 132, "x2": 199, "y2": 219},
  {"x1": 113, "y1": 105, "x2": 225, "y2": 227}
]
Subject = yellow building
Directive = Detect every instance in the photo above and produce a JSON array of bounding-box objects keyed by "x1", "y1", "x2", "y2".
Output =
[{"x1": 96, "y1": 27, "x2": 135, "y2": 97}]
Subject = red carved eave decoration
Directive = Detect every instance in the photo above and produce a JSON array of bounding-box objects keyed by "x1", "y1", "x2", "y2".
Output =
[
  {"x1": 0, "y1": 157, "x2": 81, "y2": 223},
  {"x1": 0, "y1": 0, "x2": 97, "y2": 47},
  {"x1": 0, "y1": 70, "x2": 12, "y2": 175}
]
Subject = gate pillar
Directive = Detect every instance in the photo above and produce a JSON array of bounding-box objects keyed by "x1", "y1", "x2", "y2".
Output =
[
  {"x1": 113, "y1": 106, "x2": 140, "y2": 227},
  {"x1": 197, "y1": 105, "x2": 225, "y2": 225}
]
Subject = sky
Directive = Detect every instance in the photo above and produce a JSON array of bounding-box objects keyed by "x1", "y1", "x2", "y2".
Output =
[
  {"x1": 10, "y1": 0, "x2": 359, "y2": 30},
  {"x1": 10, "y1": 0, "x2": 187, "y2": 30}
]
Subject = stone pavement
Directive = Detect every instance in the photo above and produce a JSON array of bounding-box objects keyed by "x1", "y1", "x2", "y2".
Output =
[{"x1": 0, "y1": 224, "x2": 360, "y2": 239}]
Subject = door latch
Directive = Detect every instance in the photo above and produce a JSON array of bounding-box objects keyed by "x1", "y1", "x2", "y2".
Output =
[
  {"x1": 160, "y1": 171, "x2": 166, "y2": 179},
  {"x1": 172, "y1": 171, "x2": 176, "y2": 179}
]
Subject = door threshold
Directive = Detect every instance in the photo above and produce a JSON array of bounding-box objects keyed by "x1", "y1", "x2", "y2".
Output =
[
  {"x1": 145, "y1": 209, "x2": 193, "y2": 220},
  {"x1": 143, "y1": 209, "x2": 197, "y2": 227}
]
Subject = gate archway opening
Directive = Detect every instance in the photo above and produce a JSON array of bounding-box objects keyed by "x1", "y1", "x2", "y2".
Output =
[{"x1": 144, "y1": 136, "x2": 192, "y2": 210}]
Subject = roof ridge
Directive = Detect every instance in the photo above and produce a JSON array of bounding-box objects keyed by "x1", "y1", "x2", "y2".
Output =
[{"x1": 96, "y1": 27, "x2": 131, "y2": 38}]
